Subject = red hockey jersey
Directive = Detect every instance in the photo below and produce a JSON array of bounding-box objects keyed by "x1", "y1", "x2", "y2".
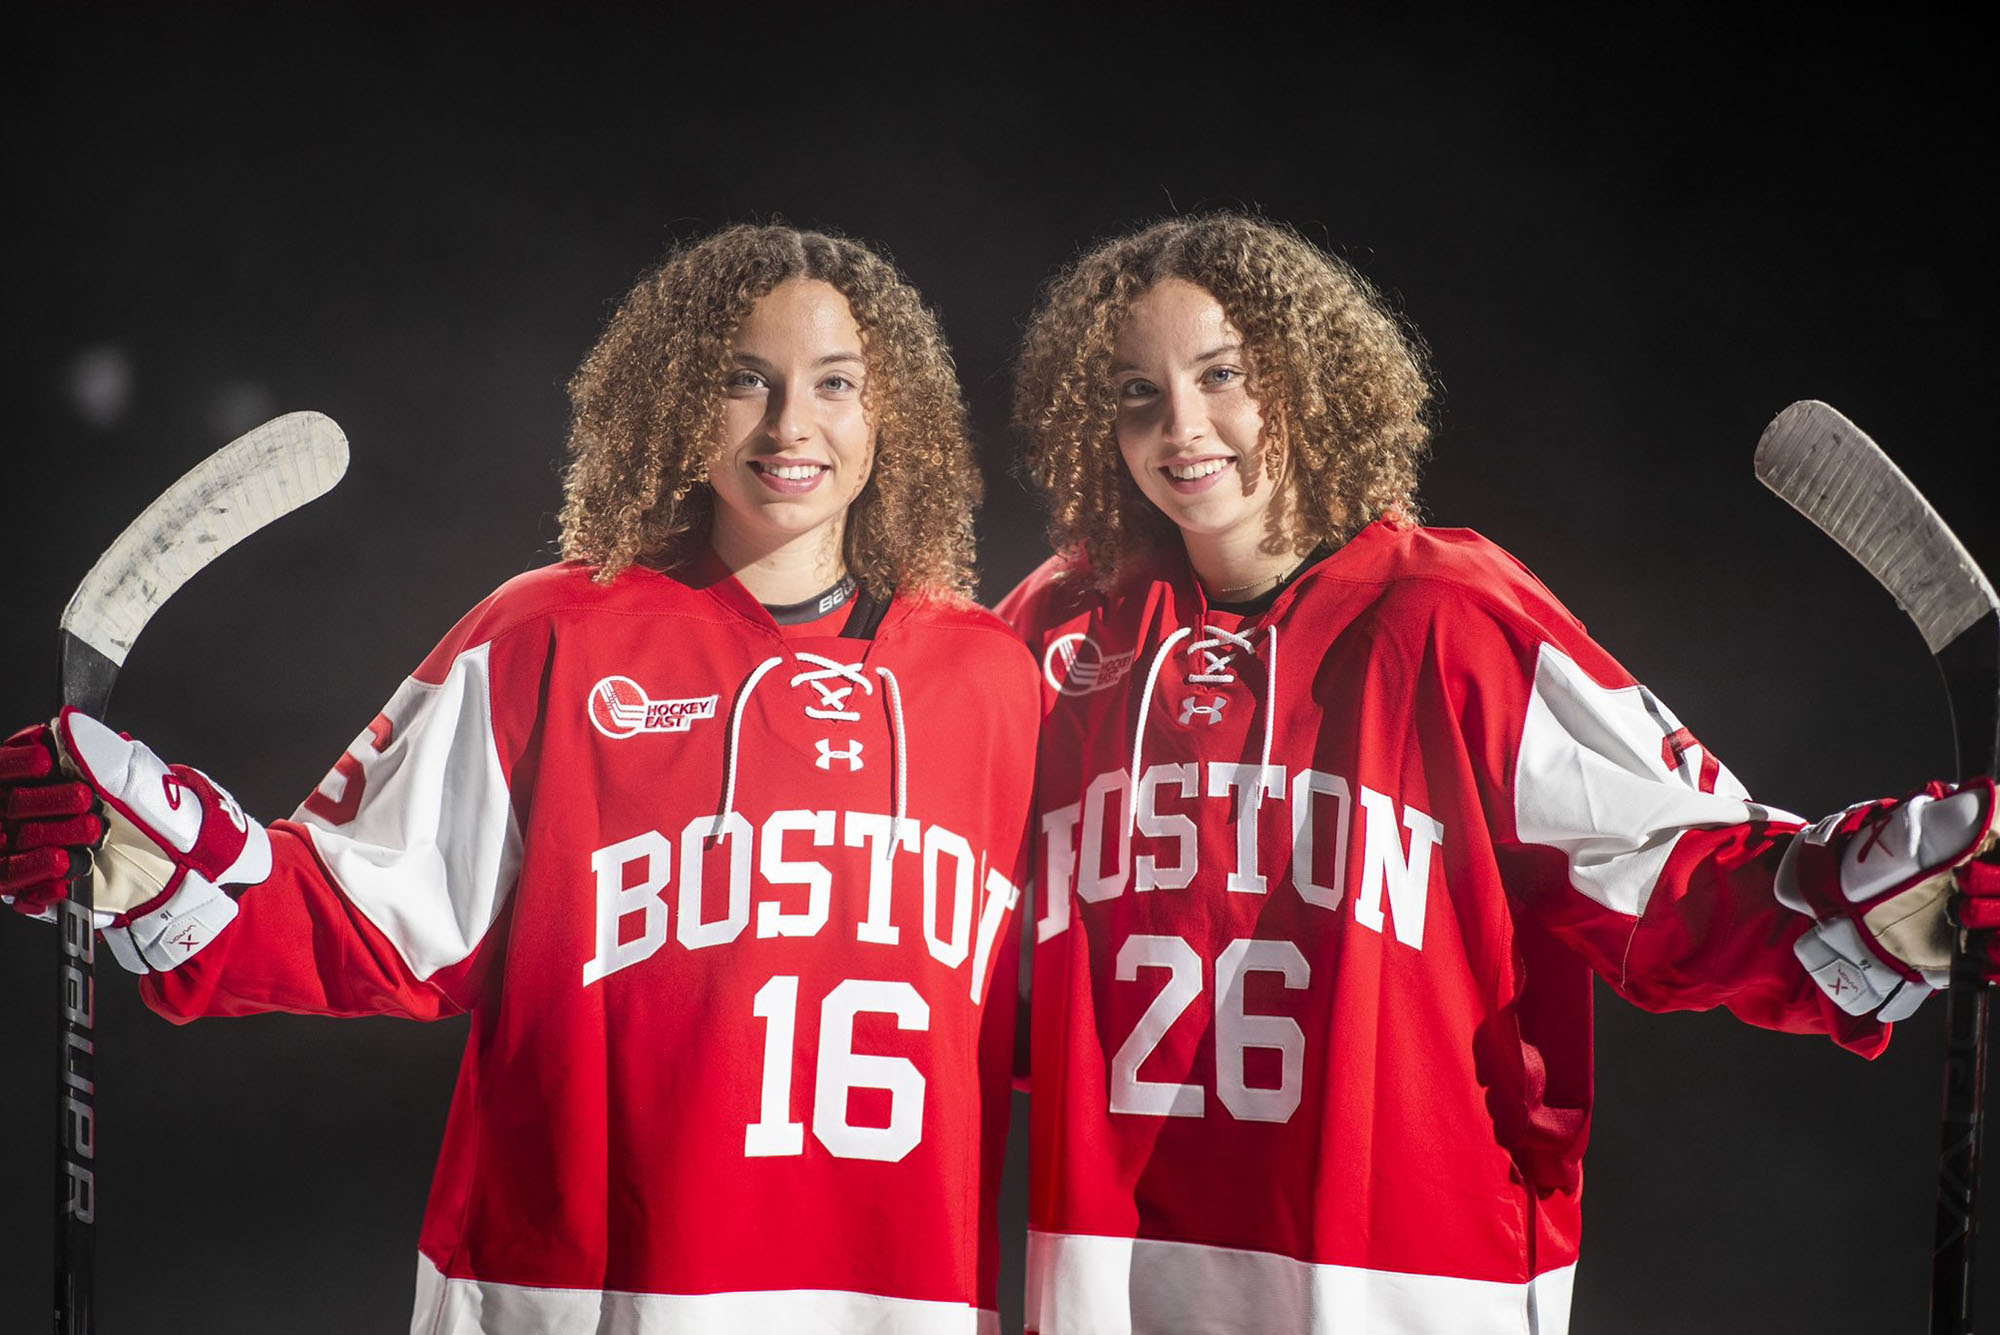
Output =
[
  {"x1": 997, "y1": 523, "x2": 1885, "y2": 1335},
  {"x1": 142, "y1": 560, "x2": 1038, "y2": 1335}
]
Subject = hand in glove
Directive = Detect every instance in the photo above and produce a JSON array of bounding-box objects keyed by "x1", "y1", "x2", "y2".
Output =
[
  {"x1": 1778, "y1": 777, "x2": 2000, "y2": 1022},
  {"x1": 0, "y1": 708, "x2": 269, "y2": 972}
]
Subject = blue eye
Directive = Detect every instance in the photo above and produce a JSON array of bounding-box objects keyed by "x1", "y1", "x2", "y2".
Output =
[
  {"x1": 1118, "y1": 379, "x2": 1159, "y2": 401},
  {"x1": 727, "y1": 370, "x2": 766, "y2": 391},
  {"x1": 823, "y1": 374, "x2": 856, "y2": 393},
  {"x1": 1202, "y1": 366, "x2": 1241, "y2": 386}
]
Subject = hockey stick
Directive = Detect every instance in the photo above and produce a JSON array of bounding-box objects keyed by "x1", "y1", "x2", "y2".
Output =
[
  {"x1": 1755, "y1": 399, "x2": 1999, "y2": 1335},
  {"x1": 51, "y1": 410, "x2": 349, "y2": 1335}
]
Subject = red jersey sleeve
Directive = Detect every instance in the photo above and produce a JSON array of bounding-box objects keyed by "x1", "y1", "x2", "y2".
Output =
[
  {"x1": 142, "y1": 582, "x2": 549, "y2": 1023},
  {"x1": 1447, "y1": 564, "x2": 1889, "y2": 1055}
]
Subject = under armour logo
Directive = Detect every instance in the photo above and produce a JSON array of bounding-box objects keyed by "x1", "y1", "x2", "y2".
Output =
[
  {"x1": 815, "y1": 738, "x2": 865, "y2": 771},
  {"x1": 1179, "y1": 696, "x2": 1228, "y2": 726}
]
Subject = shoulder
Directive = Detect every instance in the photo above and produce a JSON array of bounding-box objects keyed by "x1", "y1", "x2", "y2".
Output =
[
  {"x1": 993, "y1": 550, "x2": 1103, "y2": 644},
  {"x1": 460, "y1": 561, "x2": 719, "y2": 631},
  {"x1": 887, "y1": 592, "x2": 1040, "y2": 685},
  {"x1": 1279, "y1": 524, "x2": 1636, "y2": 688},
  {"x1": 413, "y1": 562, "x2": 720, "y2": 682},
  {"x1": 1316, "y1": 524, "x2": 1591, "y2": 640}
]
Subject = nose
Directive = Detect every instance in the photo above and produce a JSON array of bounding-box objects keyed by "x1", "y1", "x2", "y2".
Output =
[
  {"x1": 766, "y1": 387, "x2": 812, "y2": 444},
  {"x1": 1160, "y1": 380, "x2": 1205, "y2": 447}
]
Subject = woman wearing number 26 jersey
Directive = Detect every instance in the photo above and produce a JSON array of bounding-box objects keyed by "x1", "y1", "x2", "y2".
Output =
[
  {"x1": 0, "y1": 225, "x2": 1037, "y2": 1335},
  {"x1": 997, "y1": 213, "x2": 2000, "y2": 1335}
]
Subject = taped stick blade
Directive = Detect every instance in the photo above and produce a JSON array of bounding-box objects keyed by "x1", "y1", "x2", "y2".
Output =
[
  {"x1": 1755, "y1": 400, "x2": 1997, "y2": 655},
  {"x1": 59, "y1": 411, "x2": 349, "y2": 671}
]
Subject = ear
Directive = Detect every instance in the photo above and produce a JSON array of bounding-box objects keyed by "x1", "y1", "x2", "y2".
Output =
[
  {"x1": 1263, "y1": 402, "x2": 1292, "y2": 481},
  {"x1": 855, "y1": 428, "x2": 878, "y2": 495}
]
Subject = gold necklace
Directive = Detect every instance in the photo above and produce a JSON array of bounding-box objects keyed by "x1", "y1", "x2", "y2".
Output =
[
  {"x1": 1211, "y1": 571, "x2": 1285, "y2": 597},
  {"x1": 1207, "y1": 544, "x2": 1329, "y2": 602}
]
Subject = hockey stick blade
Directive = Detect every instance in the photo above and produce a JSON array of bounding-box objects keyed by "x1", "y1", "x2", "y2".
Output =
[
  {"x1": 1756, "y1": 401, "x2": 1996, "y2": 649},
  {"x1": 1755, "y1": 400, "x2": 2000, "y2": 782},
  {"x1": 58, "y1": 410, "x2": 349, "y2": 715},
  {"x1": 1754, "y1": 398, "x2": 1998, "y2": 1335}
]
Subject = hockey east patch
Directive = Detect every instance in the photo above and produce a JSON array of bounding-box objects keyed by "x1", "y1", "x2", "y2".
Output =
[
  {"x1": 1043, "y1": 632, "x2": 1136, "y2": 697},
  {"x1": 589, "y1": 675, "x2": 721, "y2": 739}
]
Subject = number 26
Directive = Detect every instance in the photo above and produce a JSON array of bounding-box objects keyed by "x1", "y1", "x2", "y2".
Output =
[{"x1": 1111, "y1": 934, "x2": 1308, "y2": 1124}]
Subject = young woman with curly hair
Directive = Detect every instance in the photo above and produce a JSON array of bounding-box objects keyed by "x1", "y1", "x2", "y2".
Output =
[
  {"x1": 0, "y1": 224, "x2": 1038, "y2": 1334},
  {"x1": 998, "y1": 212, "x2": 2000, "y2": 1335},
  {"x1": 562, "y1": 223, "x2": 979, "y2": 600}
]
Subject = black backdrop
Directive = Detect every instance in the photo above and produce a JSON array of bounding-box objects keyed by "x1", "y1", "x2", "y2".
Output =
[{"x1": 4, "y1": 7, "x2": 1993, "y2": 1332}]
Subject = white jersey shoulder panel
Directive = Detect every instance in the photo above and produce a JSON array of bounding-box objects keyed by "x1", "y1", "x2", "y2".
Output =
[
  {"x1": 297, "y1": 640, "x2": 521, "y2": 980},
  {"x1": 1513, "y1": 640, "x2": 1789, "y2": 917}
]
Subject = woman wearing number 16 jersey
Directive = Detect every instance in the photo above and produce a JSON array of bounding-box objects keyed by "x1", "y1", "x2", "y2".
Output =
[
  {"x1": 0, "y1": 226, "x2": 1037, "y2": 1333},
  {"x1": 997, "y1": 214, "x2": 2000, "y2": 1334}
]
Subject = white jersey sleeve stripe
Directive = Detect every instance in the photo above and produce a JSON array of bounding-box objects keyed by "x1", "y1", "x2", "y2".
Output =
[
  {"x1": 1514, "y1": 641, "x2": 1783, "y2": 918},
  {"x1": 412, "y1": 1251, "x2": 999, "y2": 1335},
  {"x1": 1025, "y1": 1231, "x2": 1573, "y2": 1335},
  {"x1": 298, "y1": 641, "x2": 521, "y2": 981}
]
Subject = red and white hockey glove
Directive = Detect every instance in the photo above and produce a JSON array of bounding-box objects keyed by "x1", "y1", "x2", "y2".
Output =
[
  {"x1": 2, "y1": 709, "x2": 270, "y2": 973},
  {"x1": 1776, "y1": 778, "x2": 2000, "y2": 1022}
]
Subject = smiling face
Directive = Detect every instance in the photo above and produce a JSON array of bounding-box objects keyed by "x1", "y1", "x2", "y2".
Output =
[
  {"x1": 707, "y1": 278, "x2": 876, "y2": 589},
  {"x1": 1112, "y1": 278, "x2": 1297, "y2": 592}
]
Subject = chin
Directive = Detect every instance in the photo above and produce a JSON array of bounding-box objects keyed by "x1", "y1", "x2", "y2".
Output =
[
  {"x1": 754, "y1": 498, "x2": 834, "y2": 525},
  {"x1": 1158, "y1": 502, "x2": 1246, "y2": 537}
]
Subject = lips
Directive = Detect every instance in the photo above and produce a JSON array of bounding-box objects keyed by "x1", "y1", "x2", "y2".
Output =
[{"x1": 750, "y1": 459, "x2": 830, "y2": 495}]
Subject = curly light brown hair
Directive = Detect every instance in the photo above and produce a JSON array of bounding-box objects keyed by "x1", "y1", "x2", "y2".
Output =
[
  {"x1": 560, "y1": 224, "x2": 977, "y2": 597},
  {"x1": 1015, "y1": 212, "x2": 1434, "y2": 585}
]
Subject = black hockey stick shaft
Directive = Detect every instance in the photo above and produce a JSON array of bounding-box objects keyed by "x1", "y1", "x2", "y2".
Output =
[
  {"x1": 1933, "y1": 611, "x2": 2000, "y2": 1335},
  {"x1": 55, "y1": 633, "x2": 117, "y2": 1335}
]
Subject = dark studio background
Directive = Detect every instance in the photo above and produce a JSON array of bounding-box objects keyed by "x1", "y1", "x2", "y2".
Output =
[{"x1": 3, "y1": 6, "x2": 1992, "y2": 1332}]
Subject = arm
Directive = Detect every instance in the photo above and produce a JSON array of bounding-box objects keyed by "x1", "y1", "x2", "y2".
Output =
[
  {"x1": 1494, "y1": 633, "x2": 1876, "y2": 1044},
  {"x1": 145, "y1": 626, "x2": 528, "y2": 1022},
  {"x1": 1, "y1": 603, "x2": 535, "y2": 1022},
  {"x1": 1474, "y1": 593, "x2": 1996, "y2": 1047}
]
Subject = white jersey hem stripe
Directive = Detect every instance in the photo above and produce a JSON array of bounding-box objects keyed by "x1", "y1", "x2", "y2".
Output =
[
  {"x1": 1025, "y1": 1230, "x2": 1574, "y2": 1335},
  {"x1": 413, "y1": 1251, "x2": 999, "y2": 1335}
]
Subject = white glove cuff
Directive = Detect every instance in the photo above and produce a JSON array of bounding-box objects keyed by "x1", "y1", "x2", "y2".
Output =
[
  {"x1": 99, "y1": 870, "x2": 239, "y2": 975},
  {"x1": 1792, "y1": 917, "x2": 1935, "y2": 1022}
]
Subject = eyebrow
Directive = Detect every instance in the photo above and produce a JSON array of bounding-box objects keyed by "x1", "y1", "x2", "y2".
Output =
[
  {"x1": 1109, "y1": 343, "x2": 1243, "y2": 376},
  {"x1": 732, "y1": 351, "x2": 866, "y2": 369}
]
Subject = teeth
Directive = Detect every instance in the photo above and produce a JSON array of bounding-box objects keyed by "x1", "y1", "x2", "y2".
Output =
[
  {"x1": 763, "y1": 464, "x2": 822, "y2": 480},
  {"x1": 1166, "y1": 459, "x2": 1229, "y2": 481}
]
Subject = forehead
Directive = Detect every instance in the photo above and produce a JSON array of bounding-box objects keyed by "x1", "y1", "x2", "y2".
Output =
[
  {"x1": 1114, "y1": 278, "x2": 1238, "y2": 355},
  {"x1": 733, "y1": 278, "x2": 862, "y2": 353}
]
